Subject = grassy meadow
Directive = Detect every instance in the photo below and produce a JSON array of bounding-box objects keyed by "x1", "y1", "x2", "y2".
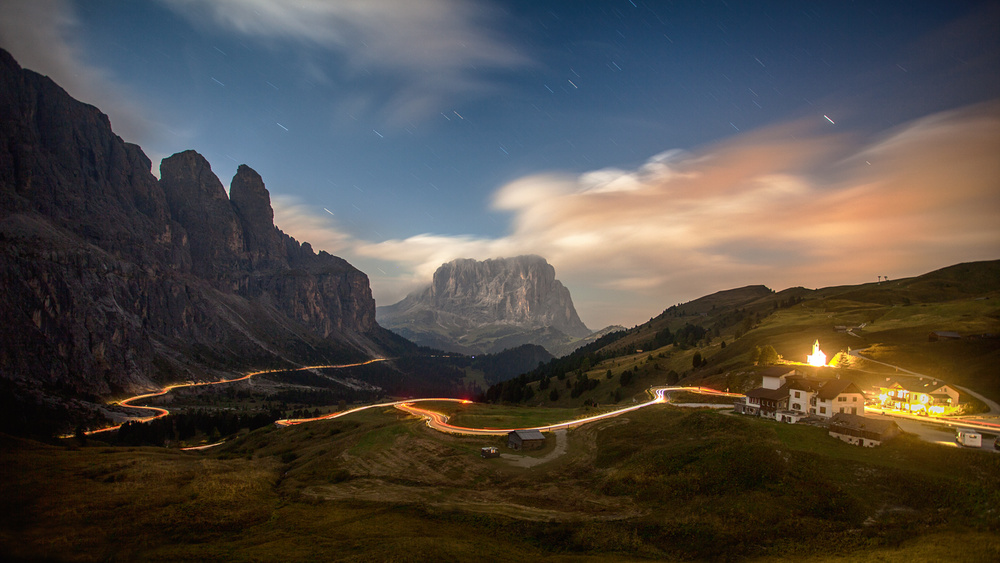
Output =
[
  {"x1": 4, "y1": 261, "x2": 998, "y2": 560},
  {"x1": 3, "y1": 403, "x2": 999, "y2": 561}
]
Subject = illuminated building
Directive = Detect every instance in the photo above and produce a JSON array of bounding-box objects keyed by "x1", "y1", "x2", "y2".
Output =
[
  {"x1": 806, "y1": 339, "x2": 827, "y2": 367},
  {"x1": 736, "y1": 374, "x2": 866, "y2": 421},
  {"x1": 877, "y1": 379, "x2": 960, "y2": 415}
]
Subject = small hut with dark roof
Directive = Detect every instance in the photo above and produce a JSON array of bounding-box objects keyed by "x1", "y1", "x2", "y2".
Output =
[
  {"x1": 507, "y1": 429, "x2": 546, "y2": 450},
  {"x1": 828, "y1": 413, "x2": 900, "y2": 447}
]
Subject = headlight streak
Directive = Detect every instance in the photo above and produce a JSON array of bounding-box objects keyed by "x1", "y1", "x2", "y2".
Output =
[{"x1": 77, "y1": 359, "x2": 388, "y2": 437}]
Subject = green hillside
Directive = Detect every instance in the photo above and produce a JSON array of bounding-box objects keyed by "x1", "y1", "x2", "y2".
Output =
[
  {"x1": 485, "y1": 259, "x2": 1000, "y2": 406},
  {"x1": 3, "y1": 404, "x2": 998, "y2": 561}
]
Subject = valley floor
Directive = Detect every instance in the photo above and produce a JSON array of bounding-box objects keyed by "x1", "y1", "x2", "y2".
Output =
[{"x1": 2, "y1": 403, "x2": 999, "y2": 561}]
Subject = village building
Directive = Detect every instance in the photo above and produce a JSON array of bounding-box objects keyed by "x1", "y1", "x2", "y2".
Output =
[
  {"x1": 507, "y1": 429, "x2": 546, "y2": 450},
  {"x1": 828, "y1": 413, "x2": 901, "y2": 447},
  {"x1": 737, "y1": 373, "x2": 867, "y2": 421},
  {"x1": 928, "y1": 331, "x2": 961, "y2": 342},
  {"x1": 759, "y1": 366, "x2": 802, "y2": 390},
  {"x1": 877, "y1": 378, "x2": 960, "y2": 415},
  {"x1": 806, "y1": 339, "x2": 827, "y2": 366},
  {"x1": 735, "y1": 386, "x2": 788, "y2": 418},
  {"x1": 786, "y1": 376, "x2": 826, "y2": 416},
  {"x1": 815, "y1": 379, "x2": 866, "y2": 417}
]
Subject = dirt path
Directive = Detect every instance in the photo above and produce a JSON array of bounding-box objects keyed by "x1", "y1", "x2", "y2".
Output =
[{"x1": 501, "y1": 429, "x2": 567, "y2": 468}]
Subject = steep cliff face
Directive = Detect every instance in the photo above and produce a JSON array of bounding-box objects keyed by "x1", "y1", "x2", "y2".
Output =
[
  {"x1": 378, "y1": 255, "x2": 591, "y2": 354},
  {"x1": 427, "y1": 255, "x2": 589, "y2": 335},
  {"x1": 0, "y1": 48, "x2": 396, "y2": 417},
  {"x1": 230, "y1": 164, "x2": 286, "y2": 270}
]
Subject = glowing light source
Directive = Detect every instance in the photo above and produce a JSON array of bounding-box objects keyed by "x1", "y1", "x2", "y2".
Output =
[{"x1": 806, "y1": 339, "x2": 827, "y2": 366}]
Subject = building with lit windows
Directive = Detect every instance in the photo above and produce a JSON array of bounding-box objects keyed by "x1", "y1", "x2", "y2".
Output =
[
  {"x1": 736, "y1": 375, "x2": 867, "y2": 421},
  {"x1": 815, "y1": 379, "x2": 866, "y2": 417},
  {"x1": 877, "y1": 379, "x2": 960, "y2": 415}
]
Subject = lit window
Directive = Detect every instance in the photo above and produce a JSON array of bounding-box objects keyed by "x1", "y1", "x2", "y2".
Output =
[
  {"x1": 820, "y1": 407, "x2": 826, "y2": 414},
  {"x1": 794, "y1": 391, "x2": 800, "y2": 398}
]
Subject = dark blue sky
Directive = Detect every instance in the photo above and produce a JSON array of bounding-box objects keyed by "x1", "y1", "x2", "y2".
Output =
[{"x1": 2, "y1": 0, "x2": 998, "y2": 327}]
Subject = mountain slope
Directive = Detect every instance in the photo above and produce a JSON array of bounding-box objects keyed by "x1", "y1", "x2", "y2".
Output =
[
  {"x1": 378, "y1": 255, "x2": 591, "y2": 354},
  {"x1": 484, "y1": 259, "x2": 999, "y2": 408},
  {"x1": 0, "y1": 48, "x2": 421, "y2": 430}
]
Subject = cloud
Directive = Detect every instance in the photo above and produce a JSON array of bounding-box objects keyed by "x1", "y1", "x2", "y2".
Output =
[
  {"x1": 274, "y1": 101, "x2": 1000, "y2": 328},
  {"x1": 159, "y1": 0, "x2": 531, "y2": 123},
  {"x1": 0, "y1": 0, "x2": 155, "y2": 148}
]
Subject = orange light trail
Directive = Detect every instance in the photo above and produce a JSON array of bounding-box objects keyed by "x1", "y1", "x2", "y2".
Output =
[
  {"x1": 81, "y1": 358, "x2": 387, "y2": 436},
  {"x1": 276, "y1": 385, "x2": 745, "y2": 436}
]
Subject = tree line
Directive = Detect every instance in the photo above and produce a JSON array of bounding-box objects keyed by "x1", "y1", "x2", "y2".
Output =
[{"x1": 111, "y1": 409, "x2": 278, "y2": 447}]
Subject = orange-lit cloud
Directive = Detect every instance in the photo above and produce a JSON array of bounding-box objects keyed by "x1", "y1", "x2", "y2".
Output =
[{"x1": 275, "y1": 101, "x2": 1000, "y2": 328}]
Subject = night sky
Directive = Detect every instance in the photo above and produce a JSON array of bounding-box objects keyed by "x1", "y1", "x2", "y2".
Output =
[{"x1": 2, "y1": 0, "x2": 998, "y2": 329}]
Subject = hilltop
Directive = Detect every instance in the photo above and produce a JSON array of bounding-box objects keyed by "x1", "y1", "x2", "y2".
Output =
[{"x1": 484, "y1": 259, "x2": 1000, "y2": 408}]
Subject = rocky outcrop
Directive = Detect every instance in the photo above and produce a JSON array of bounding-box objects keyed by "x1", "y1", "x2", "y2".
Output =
[
  {"x1": 159, "y1": 150, "x2": 247, "y2": 282},
  {"x1": 0, "y1": 48, "x2": 404, "y2": 418},
  {"x1": 378, "y1": 255, "x2": 591, "y2": 354},
  {"x1": 230, "y1": 164, "x2": 286, "y2": 270}
]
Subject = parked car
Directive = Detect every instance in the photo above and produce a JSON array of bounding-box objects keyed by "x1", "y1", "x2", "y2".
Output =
[{"x1": 956, "y1": 429, "x2": 982, "y2": 448}]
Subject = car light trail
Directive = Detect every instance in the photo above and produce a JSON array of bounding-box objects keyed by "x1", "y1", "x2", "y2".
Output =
[
  {"x1": 82, "y1": 371, "x2": 743, "y2": 443},
  {"x1": 276, "y1": 385, "x2": 744, "y2": 436},
  {"x1": 864, "y1": 406, "x2": 1000, "y2": 434},
  {"x1": 80, "y1": 358, "x2": 388, "y2": 436}
]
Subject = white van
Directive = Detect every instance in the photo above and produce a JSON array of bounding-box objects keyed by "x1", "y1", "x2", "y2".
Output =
[{"x1": 956, "y1": 429, "x2": 982, "y2": 447}]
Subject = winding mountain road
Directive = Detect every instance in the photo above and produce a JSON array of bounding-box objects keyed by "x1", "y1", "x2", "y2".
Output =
[
  {"x1": 84, "y1": 359, "x2": 387, "y2": 435},
  {"x1": 278, "y1": 385, "x2": 743, "y2": 436}
]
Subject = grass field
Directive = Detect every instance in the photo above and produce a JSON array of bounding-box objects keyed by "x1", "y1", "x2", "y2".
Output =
[
  {"x1": 445, "y1": 402, "x2": 622, "y2": 429},
  {"x1": 3, "y1": 403, "x2": 998, "y2": 561},
  {"x1": 536, "y1": 266, "x2": 1000, "y2": 410}
]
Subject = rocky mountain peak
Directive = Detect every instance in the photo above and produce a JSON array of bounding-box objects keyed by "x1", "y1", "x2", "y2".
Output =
[
  {"x1": 230, "y1": 164, "x2": 272, "y2": 226},
  {"x1": 378, "y1": 255, "x2": 591, "y2": 354},
  {"x1": 159, "y1": 151, "x2": 246, "y2": 281},
  {"x1": 160, "y1": 150, "x2": 230, "y2": 203},
  {"x1": 0, "y1": 47, "x2": 399, "y2": 425},
  {"x1": 428, "y1": 255, "x2": 583, "y2": 330},
  {"x1": 230, "y1": 164, "x2": 285, "y2": 268}
]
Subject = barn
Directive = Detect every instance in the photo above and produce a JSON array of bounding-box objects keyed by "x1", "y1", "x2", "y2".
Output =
[
  {"x1": 507, "y1": 429, "x2": 546, "y2": 450},
  {"x1": 828, "y1": 413, "x2": 900, "y2": 447}
]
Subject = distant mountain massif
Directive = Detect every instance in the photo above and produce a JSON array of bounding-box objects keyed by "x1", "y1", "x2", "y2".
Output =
[
  {"x1": 0, "y1": 48, "x2": 438, "y2": 429},
  {"x1": 377, "y1": 255, "x2": 603, "y2": 356}
]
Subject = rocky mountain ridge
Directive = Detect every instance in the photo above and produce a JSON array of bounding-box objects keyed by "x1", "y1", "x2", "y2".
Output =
[
  {"x1": 377, "y1": 255, "x2": 592, "y2": 355},
  {"x1": 0, "y1": 48, "x2": 410, "y2": 427}
]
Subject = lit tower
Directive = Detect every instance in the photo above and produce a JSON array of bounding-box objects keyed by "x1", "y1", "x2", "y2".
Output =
[{"x1": 807, "y1": 339, "x2": 827, "y2": 367}]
